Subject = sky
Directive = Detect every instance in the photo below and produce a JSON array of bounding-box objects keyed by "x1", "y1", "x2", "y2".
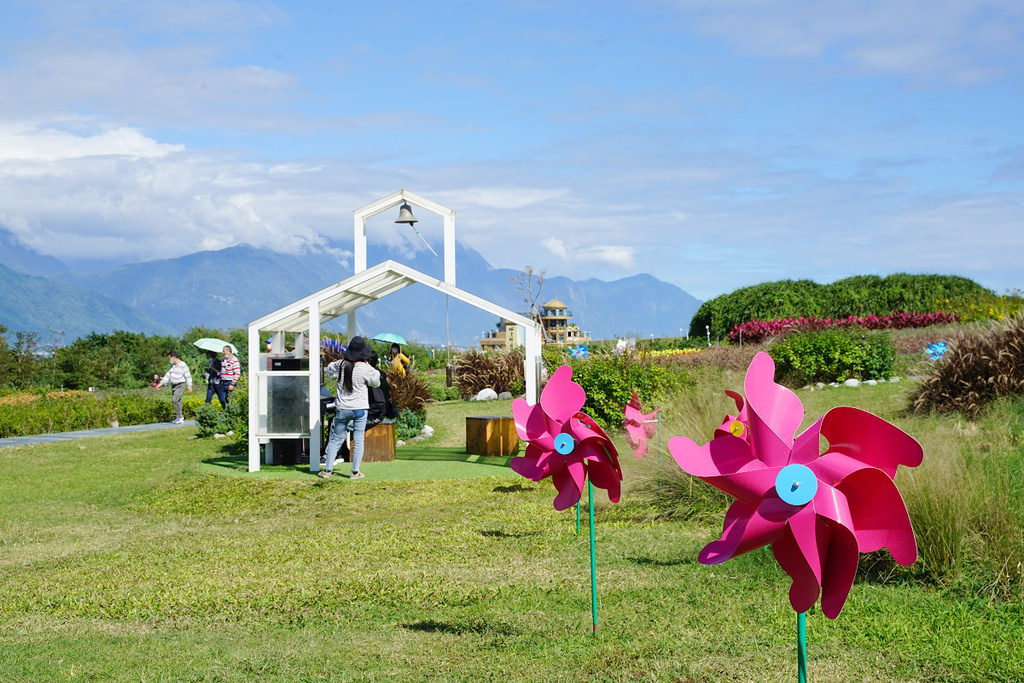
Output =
[{"x1": 0, "y1": 0, "x2": 1022, "y2": 301}]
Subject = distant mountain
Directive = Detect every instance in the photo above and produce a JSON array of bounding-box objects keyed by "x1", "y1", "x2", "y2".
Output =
[
  {"x1": 0, "y1": 229, "x2": 69, "y2": 277},
  {"x1": 0, "y1": 262, "x2": 170, "y2": 342},
  {"x1": 3, "y1": 226, "x2": 702, "y2": 345}
]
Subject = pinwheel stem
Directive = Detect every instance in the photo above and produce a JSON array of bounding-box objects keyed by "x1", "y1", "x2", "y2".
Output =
[
  {"x1": 588, "y1": 480, "x2": 598, "y2": 637},
  {"x1": 576, "y1": 501, "x2": 581, "y2": 535},
  {"x1": 797, "y1": 611, "x2": 807, "y2": 682}
]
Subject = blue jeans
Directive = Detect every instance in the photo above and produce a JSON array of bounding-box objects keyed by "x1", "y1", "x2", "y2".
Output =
[
  {"x1": 205, "y1": 381, "x2": 226, "y2": 408},
  {"x1": 324, "y1": 409, "x2": 367, "y2": 474}
]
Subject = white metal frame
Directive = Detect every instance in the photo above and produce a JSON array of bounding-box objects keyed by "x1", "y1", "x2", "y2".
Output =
[{"x1": 247, "y1": 204, "x2": 543, "y2": 473}]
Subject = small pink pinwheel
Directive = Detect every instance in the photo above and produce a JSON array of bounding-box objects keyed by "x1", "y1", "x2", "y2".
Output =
[
  {"x1": 623, "y1": 389, "x2": 661, "y2": 459},
  {"x1": 512, "y1": 365, "x2": 623, "y2": 511},
  {"x1": 669, "y1": 352, "x2": 922, "y2": 618}
]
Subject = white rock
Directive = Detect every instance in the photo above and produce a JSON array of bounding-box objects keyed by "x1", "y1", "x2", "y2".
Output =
[
  {"x1": 475, "y1": 388, "x2": 499, "y2": 401},
  {"x1": 889, "y1": 376, "x2": 901, "y2": 383},
  {"x1": 815, "y1": 383, "x2": 826, "y2": 389},
  {"x1": 843, "y1": 378, "x2": 860, "y2": 387},
  {"x1": 498, "y1": 391, "x2": 513, "y2": 400},
  {"x1": 829, "y1": 382, "x2": 840, "y2": 388},
  {"x1": 420, "y1": 425, "x2": 435, "y2": 438},
  {"x1": 864, "y1": 380, "x2": 878, "y2": 386}
]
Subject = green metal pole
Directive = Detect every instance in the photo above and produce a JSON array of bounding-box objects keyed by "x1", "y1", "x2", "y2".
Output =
[
  {"x1": 576, "y1": 501, "x2": 580, "y2": 535},
  {"x1": 797, "y1": 611, "x2": 807, "y2": 682},
  {"x1": 588, "y1": 480, "x2": 598, "y2": 637}
]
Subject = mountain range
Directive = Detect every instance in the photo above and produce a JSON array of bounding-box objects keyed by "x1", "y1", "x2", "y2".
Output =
[{"x1": 0, "y1": 228, "x2": 702, "y2": 346}]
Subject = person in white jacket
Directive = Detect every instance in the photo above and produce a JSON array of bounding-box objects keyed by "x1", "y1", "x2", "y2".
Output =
[
  {"x1": 155, "y1": 351, "x2": 193, "y2": 424},
  {"x1": 320, "y1": 336, "x2": 381, "y2": 479}
]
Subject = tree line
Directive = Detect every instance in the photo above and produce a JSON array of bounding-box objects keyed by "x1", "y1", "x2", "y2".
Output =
[{"x1": 0, "y1": 326, "x2": 248, "y2": 391}]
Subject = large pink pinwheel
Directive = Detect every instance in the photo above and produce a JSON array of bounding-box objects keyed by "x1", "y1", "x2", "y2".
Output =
[
  {"x1": 623, "y1": 389, "x2": 661, "y2": 459},
  {"x1": 669, "y1": 352, "x2": 922, "y2": 619},
  {"x1": 512, "y1": 365, "x2": 622, "y2": 511}
]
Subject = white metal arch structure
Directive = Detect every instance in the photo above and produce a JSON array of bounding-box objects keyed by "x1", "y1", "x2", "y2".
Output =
[
  {"x1": 246, "y1": 259, "x2": 543, "y2": 473},
  {"x1": 350, "y1": 189, "x2": 456, "y2": 339}
]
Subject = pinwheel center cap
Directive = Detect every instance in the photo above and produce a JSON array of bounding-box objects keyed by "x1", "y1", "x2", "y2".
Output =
[
  {"x1": 553, "y1": 433, "x2": 576, "y2": 455},
  {"x1": 775, "y1": 464, "x2": 817, "y2": 506}
]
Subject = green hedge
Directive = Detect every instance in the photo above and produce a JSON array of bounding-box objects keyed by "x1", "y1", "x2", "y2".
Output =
[
  {"x1": 768, "y1": 329, "x2": 896, "y2": 386},
  {"x1": 691, "y1": 274, "x2": 989, "y2": 340},
  {"x1": 0, "y1": 390, "x2": 174, "y2": 439},
  {"x1": 552, "y1": 353, "x2": 691, "y2": 430}
]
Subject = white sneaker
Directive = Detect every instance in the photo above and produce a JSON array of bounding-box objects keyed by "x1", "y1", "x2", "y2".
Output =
[
  {"x1": 172, "y1": 417, "x2": 184, "y2": 424},
  {"x1": 317, "y1": 470, "x2": 332, "y2": 479}
]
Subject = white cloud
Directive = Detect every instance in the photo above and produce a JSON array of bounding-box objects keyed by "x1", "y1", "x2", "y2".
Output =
[
  {"x1": 578, "y1": 245, "x2": 636, "y2": 269},
  {"x1": 542, "y1": 236, "x2": 568, "y2": 258},
  {"x1": 669, "y1": 0, "x2": 1024, "y2": 85},
  {"x1": 0, "y1": 122, "x2": 184, "y2": 161}
]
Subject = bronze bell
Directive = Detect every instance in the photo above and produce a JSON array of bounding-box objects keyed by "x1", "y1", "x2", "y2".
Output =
[{"x1": 394, "y1": 202, "x2": 418, "y2": 225}]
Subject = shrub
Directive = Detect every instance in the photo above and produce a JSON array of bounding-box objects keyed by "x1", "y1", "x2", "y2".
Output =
[
  {"x1": 908, "y1": 313, "x2": 1024, "y2": 417},
  {"x1": 0, "y1": 389, "x2": 174, "y2": 438},
  {"x1": 454, "y1": 349, "x2": 525, "y2": 396},
  {"x1": 769, "y1": 329, "x2": 895, "y2": 386},
  {"x1": 194, "y1": 403, "x2": 227, "y2": 438},
  {"x1": 691, "y1": 274, "x2": 988, "y2": 340},
  {"x1": 556, "y1": 351, "x2": 691, "y2": 430},
  {"x1": 395, "y1": 408, "x2": 426, "y2": 440},
  {"x1": 388, "y1": 371, "x2": 432, "y2": 415}
]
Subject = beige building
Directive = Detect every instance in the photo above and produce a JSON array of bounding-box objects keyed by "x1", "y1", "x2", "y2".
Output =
[
  {"x1": 539, "y1": 298, "x2": 591, "y2": 346},
  {"x1": 480, "y1": 319, "x2": 524, "y2": 351}
]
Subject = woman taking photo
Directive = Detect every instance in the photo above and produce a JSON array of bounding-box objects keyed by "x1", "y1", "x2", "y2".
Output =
[{"x1": 320, "y1": 336, "x2": 381, "y2": 480}]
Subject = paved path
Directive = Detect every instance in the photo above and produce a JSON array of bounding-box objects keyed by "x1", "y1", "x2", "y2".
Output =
[{"x1": 0, "y1": 420, "x2": 196, "y2": 448}]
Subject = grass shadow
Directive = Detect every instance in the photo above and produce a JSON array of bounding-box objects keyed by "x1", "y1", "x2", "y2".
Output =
[
  {"x1": 492, "y1": 483, "x2": 532, "y2": 493},
  {"x1": 402, "y1": 619, "x2": 514, "y2": 636},
  {"x1": 626, "y1": 555, "x2": 695, "y2": 567},
  {"x1": 479, "y1": 529, "x2": 539, "y2": 539}
]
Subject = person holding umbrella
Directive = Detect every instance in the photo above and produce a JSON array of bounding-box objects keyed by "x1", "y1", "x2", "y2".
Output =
[
  {"x1": 389, "y1": 343, "x2": 411, "y2": 379},
  {"x1": 220, "y1": 345, "x2": 240, "y2": 403},
  {"x1": 155, "y1": 351, "x2": 193, "y2": 424}
]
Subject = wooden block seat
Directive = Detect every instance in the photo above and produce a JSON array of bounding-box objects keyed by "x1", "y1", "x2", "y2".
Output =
[
  {"x1": 362, "y1": 421, "x2": 396, "y2": 462},
  {"x1": 466, "y1": 416, "x2": 520, "y2": 456}
]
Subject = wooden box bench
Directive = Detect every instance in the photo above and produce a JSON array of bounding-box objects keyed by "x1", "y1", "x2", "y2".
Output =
[
  {"x1": 362, "y1": 421, "x2": 396, "y2": 462},
  {"x1": 466, "y1": 416, "x2": 520, "y2": 457}
]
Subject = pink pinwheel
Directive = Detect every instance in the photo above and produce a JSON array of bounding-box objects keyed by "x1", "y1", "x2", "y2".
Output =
[
  {"x1": 623, "y1": 389, "x2": 661, "y2": 459},
  {"x1": 512, "y1": 365, "x2": 623, "y2": 511},
  {"x1": 669, "y1": 352, "x2": 922, "y2": 618}
]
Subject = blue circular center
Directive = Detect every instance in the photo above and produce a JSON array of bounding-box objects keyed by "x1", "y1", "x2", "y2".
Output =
[
  {"x1": 774, "y1": 464, "x2": 818, "y2": 506},
  {"x1": 554, "y1": 433, "x2": 576, "y2": 455}
]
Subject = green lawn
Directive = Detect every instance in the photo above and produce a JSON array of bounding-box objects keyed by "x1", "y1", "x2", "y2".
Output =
[{"x1": 1, "y1": 388, "x2": 1022, "y2": 681}]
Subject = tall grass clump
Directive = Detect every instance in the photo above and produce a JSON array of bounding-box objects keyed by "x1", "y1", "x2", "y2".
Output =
[
  {"x1": 908, "y1": 313, "x2": 1024, "y2": 417},
  {"x1": 454, "y1": 348, "x2": 525, "y2": 396},
  {"x1": 626, "y1": 365, "x2": 739, "y2": 520},
  {"x1": 896, "y1": 398, "x2": 1024, "y2": 599}
]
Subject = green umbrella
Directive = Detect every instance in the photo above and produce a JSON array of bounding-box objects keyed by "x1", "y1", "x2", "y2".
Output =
[{"x1": 372, "y1": 332, "x2": 407, "y2": 346}]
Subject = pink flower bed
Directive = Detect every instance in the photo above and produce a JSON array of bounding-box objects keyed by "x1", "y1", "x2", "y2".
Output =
[{"x1": 729, "y1": 311, "x2": 960, "y2": 344}]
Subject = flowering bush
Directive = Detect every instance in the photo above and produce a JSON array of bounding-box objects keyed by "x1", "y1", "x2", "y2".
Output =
[
  {"x1": 729, "y1": 311, "x2": 960, "y2": 344},
  {"x1": 769, "y1": 330, "x2": 896, "y2": 385}
]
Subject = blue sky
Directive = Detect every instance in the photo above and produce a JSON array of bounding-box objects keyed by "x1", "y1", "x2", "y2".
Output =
[{"x1": 0, "y1": 0, "x2": 1021, "y2": 300}]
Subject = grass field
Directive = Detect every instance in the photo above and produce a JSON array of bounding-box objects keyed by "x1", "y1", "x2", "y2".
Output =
[{"x1": 1, "y1": 384, "x2": 1022, "y2": 681}]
